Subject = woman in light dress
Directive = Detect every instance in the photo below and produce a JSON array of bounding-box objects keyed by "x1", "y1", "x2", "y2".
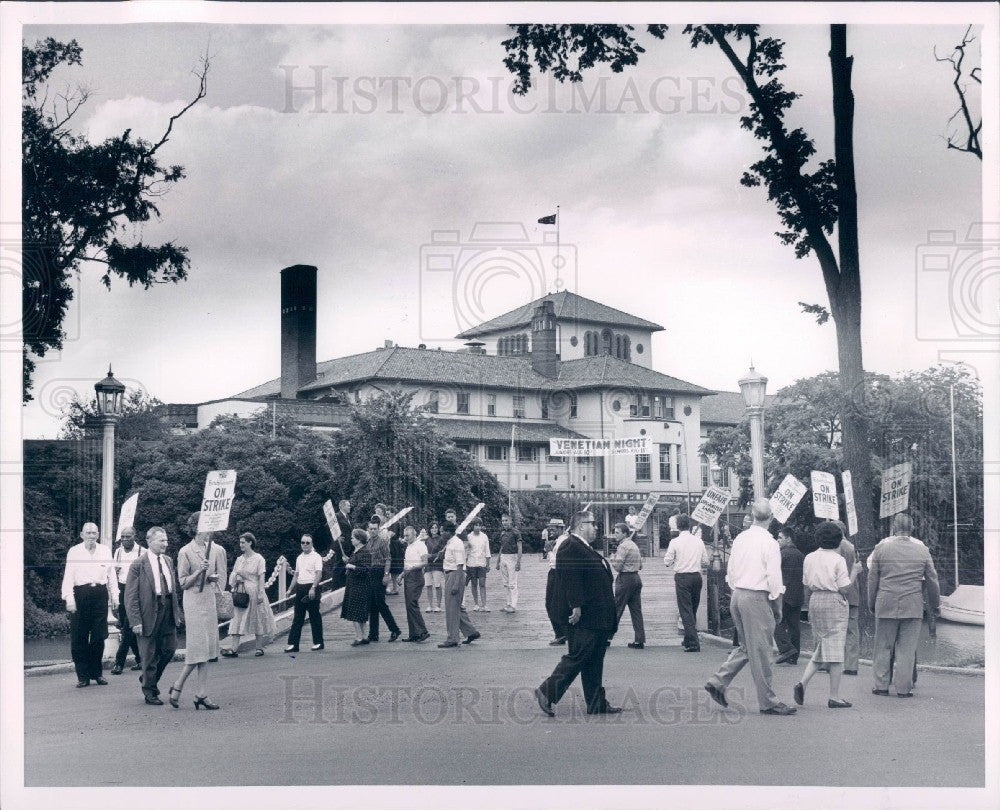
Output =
[
  {"x1": 168, "y1": 515, "x2": 228, "y2": 710},
  {"x1": 221, "y1": 532, "x2": 276, "y2": 657}
]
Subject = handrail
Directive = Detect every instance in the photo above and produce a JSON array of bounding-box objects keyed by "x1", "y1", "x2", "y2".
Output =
[{"x1": 215, "y1": 555, "x2": 337, "y2": 630}]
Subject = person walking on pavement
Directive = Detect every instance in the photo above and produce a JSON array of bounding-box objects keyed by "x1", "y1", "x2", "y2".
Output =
[
  {"x1": 610, "y1": 523, "x2": 645, "y2": 649},
  {"x1": 400, "y1": 525, "x2": 430, "y2": 642},
  {"x1": 495, "y1": 513, "x2": 523, "y2": 613},
  {"x1": 283, "y1": 534, "x2": 325, "y2": 652},
  {"x1": 535, "y1": 511, "x2": 621, "y2": 717},
  {"x1": 111, "y1": 527, "x2": 145, "y2": 675},
  {"x1": 704, "y1": 499, "x2": 797, "y2": 716},
  {"x1": 438, "y1": 521, "x2": 480, "y2": 648},
  {"x1": 62, "y1": 522, "x2": 117, "y2": 688},
  {"x1": 664, "y1": 514, "x2": 709, "y2": 652},
  {"x1": 365, "y1": 516, "x2": 402, "y2": 643},
  {"x1": 774, "y1": 527, "x2": 805, "y2": 665},
  {"x1": 868, "y1": 513, "x2": 940, "y2": 698}
]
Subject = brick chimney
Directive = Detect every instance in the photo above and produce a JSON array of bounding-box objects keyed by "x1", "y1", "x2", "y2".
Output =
[
  {"x1": 530, "y1": 299, "x2": 558, "y2": 378},
  {"x1": 280, "y1": 264, "x2": 317, "y2": 398}
]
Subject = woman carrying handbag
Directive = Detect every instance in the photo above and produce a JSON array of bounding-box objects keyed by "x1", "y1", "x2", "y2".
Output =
[{"x1": 221, "y1": 532, "x2": 276, "y2": 657}]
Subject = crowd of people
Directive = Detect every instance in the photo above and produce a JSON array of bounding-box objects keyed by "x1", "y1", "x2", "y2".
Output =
[{"x1": 60, "y1": 498, "x2": 941, "y2": 718}]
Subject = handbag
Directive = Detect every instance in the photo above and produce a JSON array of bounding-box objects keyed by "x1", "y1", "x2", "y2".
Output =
[
  {"x1": 215, "y1": 588, "x2": 234, "y2": 622},
  {"x1": 232, "y1": 580, "x2": 250, "y2": 609}
]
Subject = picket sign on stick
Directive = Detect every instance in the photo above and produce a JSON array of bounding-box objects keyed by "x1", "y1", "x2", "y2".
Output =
[
  {"x1": 322, "y1": 500, "x2": 342, "y2": 540},
  {"x1": 842, "y1": 471, "x2": 859, "y2": 536},
  {"x1": 382, "y1": 506, "x2": 414, "y2": 531},
  {"x1": 632, "y1": 492, "x2": 660, "y2": 534},
  {"x1": 769, "y1": 475, "x2": 807, "y2": 524},
  {"x1": 116, "y1": 492, "x2": 140, "y2": 540},
  {"x1": 811, "y1": 471, "x2": 839, "y2": 520},
  {"x1": 197, "y1": 470, "x2": 238, "y2": 534},
  {"x1": 455, "y1": 503, "x2": 486, "y2": 535},
  {"x1": 691, "y1": 486, "x2": 730, "y2": 528},
  {"x1": 879, "y1": 463, "x2": 912, "y2": 519}
]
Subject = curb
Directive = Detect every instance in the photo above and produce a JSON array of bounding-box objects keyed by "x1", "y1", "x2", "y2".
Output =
[
  {"x1": 697, "y1": 632, "x2": 984, "y2": 677},
  {"x1": 25, "y1": 587, "x2": 345, "y2": 678}
]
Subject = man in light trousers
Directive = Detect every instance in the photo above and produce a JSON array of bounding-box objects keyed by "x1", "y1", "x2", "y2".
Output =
[{"x1": 438, "y1": 521, "x2": 480, "y2": 648}]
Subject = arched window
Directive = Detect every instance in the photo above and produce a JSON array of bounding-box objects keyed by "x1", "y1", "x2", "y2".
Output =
[
  {"x1": 615, "y1": 334, "x2": 623, "y2": 358},
  {"x1": 498, "y1": 337, "x2": 507, "y2": 355},
  {"x1": 583, "y1": 332, "x2": 592, "y2": 356},
  {"x1": 623, "y1": 335, "x2": 631, "y2": 362},
  {"x1": 602, "y1": 329, "x2": 613, "y2": 356}
]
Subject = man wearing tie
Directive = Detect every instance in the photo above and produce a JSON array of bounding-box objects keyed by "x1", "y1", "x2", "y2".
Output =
[
  {"x1": 61, "y1": 522, "x2": 118, "y2": 688},
  {"x1": 125, "y1": 527, "x2": 183, "y2": 706},
  {"x1": 535, "y1": 511, "x2": 621, "y2": 716}
]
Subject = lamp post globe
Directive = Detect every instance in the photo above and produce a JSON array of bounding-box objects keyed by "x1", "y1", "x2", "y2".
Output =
[{"x1": 738, "y1": 366, "x2": 768, "y2": 501}]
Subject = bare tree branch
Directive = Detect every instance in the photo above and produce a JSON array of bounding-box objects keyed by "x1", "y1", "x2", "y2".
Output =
[{"x1": 936, "y1": 25, "x2": 982, "y2": 160}]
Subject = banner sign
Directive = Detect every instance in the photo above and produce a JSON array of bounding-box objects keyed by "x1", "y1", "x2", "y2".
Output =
[
  {"x1": 842, "y1": 471, "x2": 859, "y2": 537},
  {"x1": 323, "y1": 500, "x2": 342, "y2": 540},
  {"x1": 197, "y1": 470, "x2": 238, "y2": 533},
  {"x1": 549, "y1": 437, "x2": 650, "y2": 457},
  {"x1": 769, "y1": 475, "x2": 807, "y2": 524},
  {"x1": 879, "y1": 462, "x2": 912, "y2": 518},
  {"x1": 811, "y1": 471, "x2": 839, "y2": 520},
  {"x1": 691, "y1": 486, "x2": 730, "y2": 528},
  {"x1": 632, "y1": 492, "x2": 660, "y2": 533},
  {"x1": 116, "y1": 492, "x2": 140, "y2": 540},
  {"x1": 455, "y1": 503, "x2": 485, "y2": 535}
]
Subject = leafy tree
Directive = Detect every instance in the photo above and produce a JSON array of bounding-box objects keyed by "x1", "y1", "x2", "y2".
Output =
[
  {"x1": 21, "y1": 38, "x2": 208, "y2": 401},
  {"x1": 58, "y1": 387, "x2": 167, "y2": 440},
  {"x1": 501, "y1": 24, "x2": 878, "y2": 551}
]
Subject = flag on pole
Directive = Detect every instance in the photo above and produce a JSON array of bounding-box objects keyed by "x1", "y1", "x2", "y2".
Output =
[{"x1": 538, "y1": 213, "x2": 557, "y2": 225}]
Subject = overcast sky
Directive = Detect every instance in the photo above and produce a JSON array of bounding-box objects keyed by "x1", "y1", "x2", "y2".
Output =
[{"x1": 17, "y1": 18, "x2": 986, "y2": 437}]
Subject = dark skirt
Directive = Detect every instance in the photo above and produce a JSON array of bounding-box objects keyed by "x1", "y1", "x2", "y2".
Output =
[{"x1": 340, "y1": 569, "x2": 371, "y2": 623}]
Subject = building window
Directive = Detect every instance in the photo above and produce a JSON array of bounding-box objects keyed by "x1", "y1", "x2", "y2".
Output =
[
  {"x1": 456, "y1": 442, "x2": 474, "y2": 457},
  {"x1": 700, "y1": 454, "x2": 710, "y2": 488},
  {"x1": 456, "y1": 392, "x2": 469, "y2": 415},
  {"x1": 541, "y1": 397, "x2": 548, "y2": 420},
  {"x1": 636, "y1": 454, "x2": 651, "y2": 481},
  {"x1": 487, "y1": 394, "x2": 496, "y2": 417},
  {"x1": 660, "y1": 444, "x2": 673, "y2": 482},
  {"x1": 546, "y1": 449, "x2": 566, "y2": 464},
  {"x1": 570, "y1": 394, "x2": 577, "y2": 419},
  {"x1": 486, "y1": 444, "x2": 508, "y2": 461},
  {"x1": 578, "y1": 456, "x2": 592, "y2": 465},
  {"x1": 513, "y1": 395, "x2": 525, "y2": 419},
  {"x1": 664, "y1": 396, "x2": 675, "y2": 420},
  {"x1": 517, "y1": 445, "x2": 537, "y2": 463},
  {"x1": 426, "y1": 390, "x2": 439, "y2": 414},
  {"x1": 602, "y1": 329, "x2": 613, "y2": 356},
  {"x1": 653, "y1": 395, "x2": 663, "y2": 419},
  {"x1": 631, "y1": 394, "x2": 650, "y2": 418},
  {"x1": 623, "y1": 335, "x2": 631, "y2": 362},
  {"x1": 720, "y1": 466, "x2": 731, "y2": 488}
]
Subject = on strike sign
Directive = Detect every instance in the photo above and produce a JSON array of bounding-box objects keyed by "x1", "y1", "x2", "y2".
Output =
[
  {"x1": 880, "y1": 462, "x2": 912, "y2": 518},
  {"x1": 691, "y1": 486, "x2": 730, "y2": 528},
  {"x1": 769, "y1": 474, "x2": 807, "y2": 524},
  {"x1": 811, "y1": 471, "x2": 839, "y2": 520},
  {"x1": 197, "y1": 470, "x2": 238, "y2": 533}
]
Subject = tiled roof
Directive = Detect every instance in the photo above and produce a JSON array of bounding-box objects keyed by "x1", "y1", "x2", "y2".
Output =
[
  {"x1": 700, "y1": 391, "x2": 779, "y2": 425},
  {"x1": 232, "y1": 346, "x2": 711, "y2": 399},
  {"x1": 433, "y1": 418, "x2": 588, "y2": 443},
  {"x1": 556, "y1": 356, "x2": 713, "y2": 395},
  {"x1": 455, "y1": 291, "x2": 664, "y2": 338}
]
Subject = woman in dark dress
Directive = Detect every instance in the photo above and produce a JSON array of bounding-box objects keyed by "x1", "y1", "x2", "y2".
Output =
[{"x1": 341, "y1": 529, "x2": 372, "y2": 646}]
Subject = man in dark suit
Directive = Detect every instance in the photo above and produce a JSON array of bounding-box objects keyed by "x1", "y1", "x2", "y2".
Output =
[
  {"x1": 125, "y1": 526, "x2": 183, "y2": 706},
  {"x1": 774, "y1": 527, "x2": 805, "y2": 665},
  {"x1": 535, "y1": 511, "x2": 621, "y2": 716}
]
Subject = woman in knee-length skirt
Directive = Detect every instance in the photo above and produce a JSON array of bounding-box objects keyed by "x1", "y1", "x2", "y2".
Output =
[
  {"x1": 793, "y1": 521, "x2": 852, "y2": 709},
  {"x1": 221, "y1": 532, "x2": 276, "y2": 657},
  {"x1": 341, "y1": 529, "x2": 372, "y2": 645},
  {"x1": 169, "y1": 516, "x2": 228, "y2": 710}
]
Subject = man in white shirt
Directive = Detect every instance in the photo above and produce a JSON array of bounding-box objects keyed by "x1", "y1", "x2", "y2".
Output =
[
  {"x1": 544, "y1": 519, "x2": 569, "y2": 644},
  {"x1": 111, "y1": 527, "x2": 145, "y2": 675},
  {"x1": 400, "y1": 526, "x2": 430, "y2": 642},
  {"x1": 465, "y1": 519, "x2": 491, "y2": 612},
  {"x1": 438, "y1": 521, "x2": 480, "y2": 648},
  {"x1": 664, "y1": 514, "x2": 710, "y2": 652},
  {"x1": 704, "y1": 500, "x2": 796, "y2": 716},
  {"x1": 61, "y1": 522, "x2": 118, "y2": 687},
  {"x1": 284, "y1": 535, "x2": 325, "y2": 652}
]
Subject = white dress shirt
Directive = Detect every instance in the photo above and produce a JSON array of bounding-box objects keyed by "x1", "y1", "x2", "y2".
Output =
[
  {"x1": 443, "y1": 535, "x2": 467, "y2": 571},
  {"x1": 114, "y1": 544, "x2": 145, "y2": 585},
  {"x1": 295, "y1": 550, "x2": 324, "y2": 585},
  {"x1": 548, "y1": 533, "x2": 568, "y2": 570},
  {"x1": 466, "y1": 532, "x2": 491, "y2": 567},
  {"x1": 148, "y1": 552, "x2": 174, "y2": 595},
  {"x1": 803, "y1": 548, "x2": 850, "y2": 592},
  {"x1": 663, "y1": 531, "x2": 709, "y2": 573},
  {"x1": 62, "y1": 542, "x2": 118, "y2": 604},
  {"x1": 725, "y1": 525, "x2": 785, "y2": 600},
  {"x1": 404, "y1": 539, "x2": 429, "y2": 571}
]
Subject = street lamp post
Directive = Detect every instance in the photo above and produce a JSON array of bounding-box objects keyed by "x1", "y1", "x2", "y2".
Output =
[
  {"x1": 94, "y1": 367, "x2": 125, "y2": 659},
  {"x1": 738, "y1": 366, "x2": 768, "y2": 501}
]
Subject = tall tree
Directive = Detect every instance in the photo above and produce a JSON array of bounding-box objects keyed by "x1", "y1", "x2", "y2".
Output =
[
  {"x1": 502, "y1": 23, "x2": 879, "y2": 551},
  {"x1": 58, "y1": 387, "x2": 166, "y2": 441},
  {"x1": 21, "y1": 38, "x2": 209, "y2": 401}
]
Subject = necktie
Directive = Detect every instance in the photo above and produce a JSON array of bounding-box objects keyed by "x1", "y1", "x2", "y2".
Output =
[{"x1": 159, "y1": 555, "x2": 171, "y2": 594}]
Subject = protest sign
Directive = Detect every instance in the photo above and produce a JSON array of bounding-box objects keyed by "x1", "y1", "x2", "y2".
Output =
[
  {"x1": 842, "y1": 471, "x2": 859, "y2": 536},
  {"x1": 197, "y1": 469, "x2": 237, "y2": 533},
  {"x1": 116, "y1": 492, "x2": 139, "y2": 540},
  {"x1": 632, "y1": 492, "x2": 660, "y2": 533},
  {"x1": 323, "y1": 500, "x2": 342, "y2": 540},
  {"x1": 769, "y1": 474, "x2": 807, "y2": 524},
  {"x1": 811, "y1": 471, "x2": 839, "y2": 520},
  {"x1": 879, "y1": 462, "x2": 912, "y2": 518},
  {"x1": 691, "y1": 486, "x2": 730, "y2": 528},
  {"x1": 455, "y1": 503, "x2": 485, "y2": 535}
]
